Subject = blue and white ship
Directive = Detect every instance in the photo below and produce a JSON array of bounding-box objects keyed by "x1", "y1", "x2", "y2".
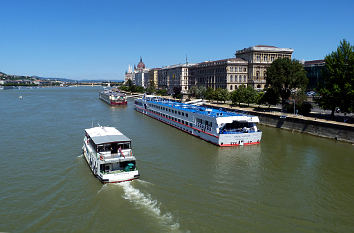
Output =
[{"x1": 134, "y1": 95, "x2": 262, "y2": 146}]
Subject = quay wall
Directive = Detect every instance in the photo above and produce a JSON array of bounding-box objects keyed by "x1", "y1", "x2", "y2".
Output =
[
  {"x1": 256, "y1": 112, "x2": 354, "y2": 143},
  {"x1": 205, "y1": 104, "x2": 354, "y2": 144}
]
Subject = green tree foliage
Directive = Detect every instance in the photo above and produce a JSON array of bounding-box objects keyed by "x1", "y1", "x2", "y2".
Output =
[
  {"x1": 156, "y1": 88, "x2": 168, "y2": 96},
  {"x1": 214, "y1": 88, "x2": 230, "y2": 103},
  {"x1": 146, "y1": 80, "x2": 156, "y2": 94},
  {"x1": 126, "y1": 79, "x2": 133, "y2": 89},
  {"x1": 259, "y1": 88, "x2": 279, "y2": 107},
  {"x1": 231, "y1": 85, "x2": 247, "y2": 106},
  {"x1": 316, "y1": 39, "x2": 354, "y2": 118},
  {"x1": 205, "y1": 87, "x2": 215, "y2": 101},
  {"x1": 231, "y1": 85, "x2": 258, "y2": 106},
  {"x1": 119, "y1": 79, "x2": 145, "y2": 93},
  {"x1": 189, "y1": 86, "x2": 206, "y2": 99},
  {"x1": 265, "y1": 58, "x2": 308, "y2": 109},
  {"x1": 244, "y1": 86, "x2": 258, "y2": 106},
  {"x1": 172, "y1": 86, "x2": 182, "y2": 99}
]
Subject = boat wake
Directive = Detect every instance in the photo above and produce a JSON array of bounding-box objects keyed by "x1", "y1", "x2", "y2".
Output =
[
  {"x1": 96, "y1": 184, "x2": 109, "y2": 195},
  {"x1": 117, "y1": 182, "x2": 181, "y2": 232},
  {"x1": 136, "y1": 179, "x2": 153, "y2": 186},
  {"x1": 77, "y1": 154, "x2": 83, "y2": 158}
]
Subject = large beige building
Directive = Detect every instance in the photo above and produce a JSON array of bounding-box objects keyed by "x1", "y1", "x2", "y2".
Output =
[
  {"x1": 189, "y1": 58, "x2": 248, "y2": 91},
  {"x1": 157, "y1": 64, "x2": 194, "y2": 94},
  {"x1": 148, "y1": 68, "x2": 160, "y2": 88},
  {"x1": 236, "y1": 45, "x2": 294, "y2": 89}
]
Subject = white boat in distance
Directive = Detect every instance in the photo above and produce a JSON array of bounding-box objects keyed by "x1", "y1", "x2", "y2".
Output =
[
  {"x1": 135, "y1": 95, "x2": 262, "y2": 146},
  {"x1": 82, "y1": 126, "x2": 139, "y2": 183}
]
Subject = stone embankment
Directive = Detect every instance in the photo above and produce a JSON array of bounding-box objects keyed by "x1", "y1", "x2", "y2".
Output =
[{"x1": 205, "y1": 103, "x2": 354, "y2": 144}]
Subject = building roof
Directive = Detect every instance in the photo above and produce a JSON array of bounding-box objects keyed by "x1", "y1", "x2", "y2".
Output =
[
  {"x1": 255, "y1": 45, "x2": 277, "y2": 48},
  {"x1": 85, "y1": 126, "x2": 131, "y2": 145},
  {"x1": 236, "y1": 45, "x2": 294, "y2": 54},
  {"x1": 160, "y1": 63, "x2": 196, "y2": 70},
  {"x1": 304, "y1": 60, "x2": 325, "y2": 66},
  {"x1": 137, "y1": 57, "x2": 146, "y2": 69},
  {"x1": 195, "y1": 58, "x2": 247, "y2": 66}
]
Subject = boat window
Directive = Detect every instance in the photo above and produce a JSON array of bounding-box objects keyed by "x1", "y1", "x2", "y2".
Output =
[
  {"x1": 97, "y1": 144, "x2": 111, "y2": 152},
  {"x1": 178, "y1": 111, "x2": 181, "y2": 115},
  {"x1": 182, "y1": 112, "x2": 184, "y2": 116},
  {"x1": 118, "y1": 143, "x2": 131, "y2": 150},
  {"x1": 221, "y1": 121, "x2": 253, "y2": 132},
  {"x1": 186, "y1": 113, "x2": 188, "y2": 117}
]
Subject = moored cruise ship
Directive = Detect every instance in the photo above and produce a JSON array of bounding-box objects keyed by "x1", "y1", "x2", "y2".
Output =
[
  {"x1": 135, "y1": 95, "x2": 262, "y2": 146},
  {"x1": 99, "y1": 89, "x2": 127, "y2": 105},
  {"x1": 82, "y1": 126, "x2": 139, "y2": 183}
]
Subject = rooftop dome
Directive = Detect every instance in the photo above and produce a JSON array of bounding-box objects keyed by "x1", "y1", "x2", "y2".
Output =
[{"x1": 137, "y1": 57, "x2": 145, "y2": 69}]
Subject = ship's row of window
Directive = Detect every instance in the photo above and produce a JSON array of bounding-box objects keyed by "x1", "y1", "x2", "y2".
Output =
[
  {"x1": 148, "y1": 103, "x2": 189, "y2": 118},
  {"x1": 139, "y1": 108, "x2": 213, "y2": 134},
  {"x1": 151, "y1": 109, "x2": 214, "y2": 132},
  {"x1": 150, "y1": 109, "x2": 193, "y2": 126}
]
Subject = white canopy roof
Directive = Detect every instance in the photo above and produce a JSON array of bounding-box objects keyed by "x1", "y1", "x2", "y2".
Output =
[{"x1": 85, "y1": 127, "x2": 131, "y2": 145}]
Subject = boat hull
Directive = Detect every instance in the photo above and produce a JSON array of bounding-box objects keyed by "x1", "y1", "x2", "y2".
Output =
[{"x1": 134, "y1": 104, "x2": 262, "y2": 147}]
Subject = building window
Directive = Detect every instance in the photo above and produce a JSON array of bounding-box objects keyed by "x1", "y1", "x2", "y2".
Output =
[
  {"x1": 257, "y1": 56, "x2": 260, "y2": 61},
  {"x1": 271, "y1": 56, "x2": 275, "y2": 61},
  {"x1": 230, "y1": 67, "x2": 233, "y2": 72},
  {"x1": 244, "y1": 75, "x2": 246, "y2": 82},
  {"x1": 230, "y1": 85, "x2": 233, "y2": 90},
  {"x1": 230, "y1": 75, "x2": 233, "y2": 82},
  {"x1": 244, "y1": 68, "x2": 246, "y2": 72},
  {"x1": 256, "y1": 71, "x2": 259, "y2": 80},
  {"x1": 239, "y1": 67, "x2": 242, "y2": 72},
  {"x1": 264, "y1": 56, "x2": 267, "y2": 61}
]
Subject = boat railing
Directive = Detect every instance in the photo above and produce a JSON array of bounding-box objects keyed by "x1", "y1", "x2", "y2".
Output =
[
  {"x1": 220, "y1": 128, "x2": 258, "y2": 134},
  {"x1": 100, "y1": 150, "x2": 133, "y2": 160}
]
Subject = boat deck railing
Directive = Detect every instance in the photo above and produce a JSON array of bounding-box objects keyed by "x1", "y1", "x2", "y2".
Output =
[
  {"x1": 220, "y1": 129, "x2": 260, "y2": 134},
  {"x1": 100, "y1": 150, "x2": 133, "y2": 160}
]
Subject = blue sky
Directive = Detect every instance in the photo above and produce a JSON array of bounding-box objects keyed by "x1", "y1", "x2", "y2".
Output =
[{"x1": 0, "y1": 0, "x2": 353, "y2": 80}]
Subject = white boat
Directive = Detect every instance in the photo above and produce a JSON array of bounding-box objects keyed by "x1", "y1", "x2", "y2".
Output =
[
  {"x1": 99, "y1": 89, "x2": 127, "y2": 105},
  {"x1": 82, "y1": 126, "x2": 139, "y2": 183},
  {"x1": 135, "y1": 95, "x2": 262, "y2": 147}
]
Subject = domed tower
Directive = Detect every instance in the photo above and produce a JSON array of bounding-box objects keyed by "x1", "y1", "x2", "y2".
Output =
[{"x1": 136, "y1": 57, "x2": 146, "y2": 70}]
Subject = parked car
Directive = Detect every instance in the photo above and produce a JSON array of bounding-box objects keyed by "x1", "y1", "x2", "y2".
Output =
[{"x1": 306, "y1": 91, "x2": 316, "y2": 96}]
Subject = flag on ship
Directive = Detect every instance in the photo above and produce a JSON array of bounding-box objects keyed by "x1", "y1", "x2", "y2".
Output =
[{"x1": 119, "y1": 147, "x2": 125, "y2": 158}]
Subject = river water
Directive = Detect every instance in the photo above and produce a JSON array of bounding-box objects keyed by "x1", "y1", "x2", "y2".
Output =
[{"x1": 1, "y1": 87, "x2": 353, "y2": 233}]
